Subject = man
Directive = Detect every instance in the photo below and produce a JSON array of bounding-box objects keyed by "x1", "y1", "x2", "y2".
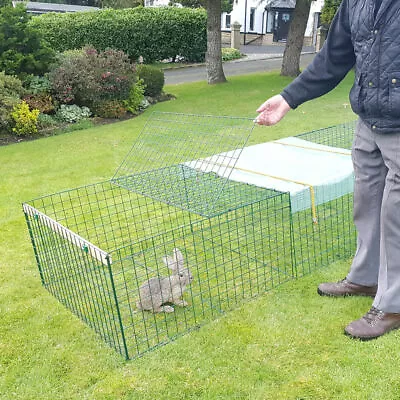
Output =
[{"x1": 255, "y1": 0, "x2": 400, "y2": 340}]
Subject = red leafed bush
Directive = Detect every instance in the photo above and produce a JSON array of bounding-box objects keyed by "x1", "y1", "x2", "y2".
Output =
[
  {"x1": 48, "y1": 46, "x2": 136, "y2": 115},
  {"x1": 23, "y1": 93, "x2": 55, "y2": 114}
]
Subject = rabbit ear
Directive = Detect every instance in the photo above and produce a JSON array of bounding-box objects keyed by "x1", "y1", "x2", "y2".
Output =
[
  {"x1": 163, "y1": 248, "x2": 184, "y2": 271},
  {"x1": 173, "y1": 248, "x2": 184, "y2": 270},
  {"x1": 162, "y1": 255, "x2": 176, "y2": 270}
]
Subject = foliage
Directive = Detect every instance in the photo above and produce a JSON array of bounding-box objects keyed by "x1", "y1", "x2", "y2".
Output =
[
  {"x1": 11, "y1": 100, "x2": 40, "y2": 136},
  {"x1": 24, "y1": 75, "x2": 52, "y2": 95},
  {"x1": 136, "y1": 64, "x2": 164, "y2": 97},
  {"x1": 177, "y1": 0, "x2": 233, "y2": 13},
  {"x1": 221, "y1": 0, "x2": 234, "y2": 13},
  {"x1": 55, "y1": 104, "x2": 91, "y2": 123},
  {"x1": 102, "y1": 0, "x2": 143, "y2": 9},
  {"x1": 29, "y1": 7, "x2": 207, "y2": 63},
  {"x1": 93, "y1": 100, "x2": 127, "y2": 118},
  {"x1": 320, "y1": 0, "x2": 342, "y2": 25},
  {"x1": 0, "y1": 4, "x2": 55, "y2": 79},
  {"x1": 0, "y1": 0, "x2": 11, "y2": 7},
  {"x1": 0, "y1": 71, "x2": 25, "y2": 133},
  {"x1": 124, "y1": 78, "x2": 145, "y2": 114},
  {"x1": 23, "y1": 93, "x2": 55, "y2": 114},
  {"x1": 221, "y1": 47, "x2": 241, "y2": 61},
  {"x1": 37, "y1": 112, "x2": 58, "y2": 130},
  {"x1": 48, "y1": 46, "x2": 136, "y2": 114},
  {"x1": 175, "y1": 0, "x2": 203, "y2": 7}
]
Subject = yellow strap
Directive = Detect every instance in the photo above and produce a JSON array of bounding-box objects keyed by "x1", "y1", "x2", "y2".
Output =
[
  {"x1": 273, "y1": 140, "x2": 351, "y2": 156},
  {"x1": 209, "y1": 162, "x2": 319, "y2": 224}
]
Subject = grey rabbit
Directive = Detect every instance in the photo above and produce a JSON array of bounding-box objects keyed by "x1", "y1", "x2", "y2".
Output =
[{"x1": 136, "y1": 248, "x2": 193, "y2": 313}]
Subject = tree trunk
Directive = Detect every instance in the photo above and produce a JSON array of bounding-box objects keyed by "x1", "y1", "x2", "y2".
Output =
[
  {"x1": 281, "y1": 0, "x2": 312, "y2": 77},
  {"x1": 206, "y1": 0, "x2": 227, "y2": 84}
]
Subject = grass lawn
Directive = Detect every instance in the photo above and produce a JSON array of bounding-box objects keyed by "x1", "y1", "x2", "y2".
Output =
[{"x1": 3, "y1": 69, "x2": 400, "y2": 400}]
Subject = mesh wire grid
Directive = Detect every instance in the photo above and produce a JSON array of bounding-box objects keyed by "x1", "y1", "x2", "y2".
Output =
[
  {"x1": 23, "y1": 114, "x2": 357, "y2": 359},
  {"x1": 111, "y1": 112, "x2": 257, "y2": 217}
]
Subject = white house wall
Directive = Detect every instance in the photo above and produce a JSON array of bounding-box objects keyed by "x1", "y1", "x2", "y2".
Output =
[
  {"x1": 222, "y1": 0, "x2": 324, "y2": 39},
  {"x1": 145, "y1": 0, "x2": 324, "y2": 41},
  {"x1": 223, "y1": 0, "x2": 265, "y2": 34},
  {"x1": 306, "y1": 0, "x2": 324, "y2": 36}
]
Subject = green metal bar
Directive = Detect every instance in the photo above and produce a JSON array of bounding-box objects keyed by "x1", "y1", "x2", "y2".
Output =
[
  {"x1": 23, "y1": 204, "x2": 45, "y2": 285},
  {"x1": 287, "y1": 193, "x2": 297, "y2": 279},
  {"x1": 105, "y1": 255, "x2": 129, "y2": 360}
]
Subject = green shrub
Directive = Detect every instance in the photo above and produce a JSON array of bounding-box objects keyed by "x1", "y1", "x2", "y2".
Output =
[
  {"x1": 30, "y1": 7, "x2": 207, "y2": 63},
  {"x1": 0, "y1": 4, "x2": 55, "y2": 79},
  {"x1": 49, "y1": 46, "x2": 136, "y2": 113},
  {"x1": 178, "y1": 0, "x2": 233, "y2": 13},
  {"x1": 24, "y1": 75, "x2": 52, "y2": 94},
  {"x1": 124, "y1": 77, "x2": 145, "y2": 114},
  {"x1": 101, "y1": 0, "x2": 143, "y2": 8},
  {"x1": 94, "y1": 99, "x2": 127, "y2": 118},
  {"x1": 221, "y1": 48, "x2": 242, "y2": 62},
  {"x1": 136, "y1": 65, "x2": 164, "y2": 97},
  {"x1": 0, "y1": 71, "x2": 25, "y2": 133},
  {"x1": 37, "y1": 113, "x2": 58, "y2": 130},
  {"x1": 55, "y1": 104, "x2": 91, "y2": 123},
  {"x1": 11, "y1": 100, "x2": 40, "y2": 136},
  {"x1": 321, "y1": 0, "x2": 342, "y2": 25}
]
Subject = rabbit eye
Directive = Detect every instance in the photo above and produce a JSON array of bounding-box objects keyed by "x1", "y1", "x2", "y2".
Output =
[{"x1": 179, "y1": 273, "x2": 184, "y2": 277}]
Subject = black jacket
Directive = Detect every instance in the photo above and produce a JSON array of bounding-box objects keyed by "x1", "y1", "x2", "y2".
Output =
[{"x1": 281, "y1": 0, "x2": 400, "y2": 133}]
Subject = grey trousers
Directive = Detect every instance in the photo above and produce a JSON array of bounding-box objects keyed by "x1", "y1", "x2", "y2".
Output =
[{"x1": 347, "y1": 119, "x2": 400, "y2": 312}]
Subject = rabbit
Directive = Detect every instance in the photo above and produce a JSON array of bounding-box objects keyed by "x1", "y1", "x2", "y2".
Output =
[{"x1": 136, "y1": 248, "x2": 194, "y2": 313}]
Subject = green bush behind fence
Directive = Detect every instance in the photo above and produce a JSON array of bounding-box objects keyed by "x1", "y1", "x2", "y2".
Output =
[{"x1": 29, "y1": 6, "x2": 207, "y2": 63}]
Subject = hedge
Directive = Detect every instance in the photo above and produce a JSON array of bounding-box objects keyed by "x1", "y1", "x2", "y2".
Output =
[{"x1": 29, "y1": 6, "x2": 207, "y2": 63}]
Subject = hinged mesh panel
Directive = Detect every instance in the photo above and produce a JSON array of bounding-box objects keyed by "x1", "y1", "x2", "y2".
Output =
[{"x1": 112, "y1": 112, "x2": 255, "y2": 217}]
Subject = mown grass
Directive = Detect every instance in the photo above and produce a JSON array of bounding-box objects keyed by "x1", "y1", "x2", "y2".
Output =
[{"x1": 3, "y1": 69, "x2": 399, "y2": 400}]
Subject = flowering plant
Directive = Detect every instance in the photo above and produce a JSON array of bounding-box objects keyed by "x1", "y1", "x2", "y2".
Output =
[
  {"x1": 49, "y1": 46, "x2": 136, "y2": 115},
  {"x1": 11, "y1": 101, "x2": 40, "y2": 136}
]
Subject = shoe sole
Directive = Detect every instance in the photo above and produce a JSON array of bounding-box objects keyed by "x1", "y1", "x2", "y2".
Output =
[
  {"x1": 344, "y1": 325, "x2": 400, "y2": 341},
  {"x1": 317, "y1": 288, "x2": 376, "y2": 298},
  {"x1": 344, "y1": 330, "x2": 379, "y2": 341}
]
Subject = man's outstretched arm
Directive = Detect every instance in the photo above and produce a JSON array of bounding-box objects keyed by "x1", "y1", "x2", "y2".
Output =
[{"x1": 256, "y1": 0, "x2": 355, "y2": 126}]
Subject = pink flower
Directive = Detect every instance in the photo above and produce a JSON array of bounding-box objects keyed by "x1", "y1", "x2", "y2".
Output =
[{"x1": 101, "y1": 71, "x2": 112, "y2": 79}]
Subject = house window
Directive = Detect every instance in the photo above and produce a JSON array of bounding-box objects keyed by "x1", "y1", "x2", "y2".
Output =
[
  {"x1": 226, "y1": 14, "x2": 231, "y2": 29},
  {"x1": 249, "y1": 7, "x2": 256, "y2": 31}
]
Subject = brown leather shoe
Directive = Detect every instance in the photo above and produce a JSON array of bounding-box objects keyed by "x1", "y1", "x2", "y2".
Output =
[
  {"x1": 345, "y1": 307, "x2": 400, "y2": 340},
  {"x1": 317, "y1": 278, "x2": 377, "y2": 298}
]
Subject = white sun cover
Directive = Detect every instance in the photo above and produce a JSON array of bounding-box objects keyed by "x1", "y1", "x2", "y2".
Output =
[{"x1": 185, "y1": 136, "x2": 354, "y2": 215}]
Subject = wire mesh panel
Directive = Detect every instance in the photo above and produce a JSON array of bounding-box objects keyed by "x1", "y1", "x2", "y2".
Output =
[
  {"x1": 23, "y1": 201, "x2": 128, "y2": 357},
  {"x1": 112, "y1": 112, "x2": 256, "y2": 217},
  {"x1": 23, "y1": 114, "x2": 358, "y2": 359},
  {"x1": 291, "y1": 121, "x2": 357, "y2": 276},
  {"x1": 24, "y1": 180, "x2": 292, "y2": 359},
  {"x1": 109, "y1": 188, "x2": 293, "y2": 358},
  {"x1": 297, "y1": 121, "x2": 356, "y2": 149}
]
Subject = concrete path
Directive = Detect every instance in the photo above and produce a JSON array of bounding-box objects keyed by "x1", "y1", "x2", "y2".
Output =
[{"x1": 164, "y1": 45, "x2": 316, "y2": 85}]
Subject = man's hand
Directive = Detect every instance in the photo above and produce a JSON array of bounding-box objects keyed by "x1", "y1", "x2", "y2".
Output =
[{"x1": 255, "y1": 94, "x2": 291, "y2": 126}]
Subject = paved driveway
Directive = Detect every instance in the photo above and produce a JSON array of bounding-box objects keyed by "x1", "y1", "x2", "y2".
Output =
[{"x1": 164, "y1": 45, "x2": 316, "y2": 85}]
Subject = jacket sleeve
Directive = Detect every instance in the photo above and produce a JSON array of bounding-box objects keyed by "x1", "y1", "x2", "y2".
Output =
[{"x1": 281, "y1": 0, "x2": 356, "y2": 109}]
